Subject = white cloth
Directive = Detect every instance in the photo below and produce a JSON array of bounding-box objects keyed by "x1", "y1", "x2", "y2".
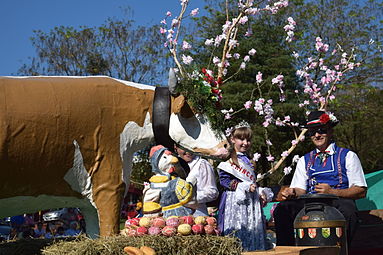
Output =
[
  {"x1": 290, "y1": 143, "x2": 367, "y2": 190},
  {"x1": 186, "y1": 156, "x2": 219, "y2": 216}
]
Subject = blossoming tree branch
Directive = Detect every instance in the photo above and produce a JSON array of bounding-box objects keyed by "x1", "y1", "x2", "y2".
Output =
[{"x1": 159, "y1": 0, "x2": 363, "y2": 182}]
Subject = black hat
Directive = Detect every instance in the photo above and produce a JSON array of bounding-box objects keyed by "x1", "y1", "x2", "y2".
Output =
[{"x1": 303, "y1": 111, "x2": 339, "y2": 128}]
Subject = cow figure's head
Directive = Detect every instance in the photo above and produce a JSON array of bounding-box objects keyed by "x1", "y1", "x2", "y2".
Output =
[{"x1": 166, "y1": 69, "x2": 230, "y2": 160}]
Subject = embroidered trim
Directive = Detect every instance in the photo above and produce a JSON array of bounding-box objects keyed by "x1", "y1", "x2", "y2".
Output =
[{"x1": 336, "y1": 148, "x2": 344, "y2": 188}]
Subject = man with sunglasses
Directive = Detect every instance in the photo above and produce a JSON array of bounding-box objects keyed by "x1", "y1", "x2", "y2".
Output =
[{"x1": 273, "y1": 110, "x2": 367, "y2": 247}]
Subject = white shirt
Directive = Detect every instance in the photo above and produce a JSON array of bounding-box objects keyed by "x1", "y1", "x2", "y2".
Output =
[
  {"x1": 291, "y1": 143, "x2": 367, "y2": 190},
  {"x1": 186, "y1": 156, "x2": 219, "y2": 216}
]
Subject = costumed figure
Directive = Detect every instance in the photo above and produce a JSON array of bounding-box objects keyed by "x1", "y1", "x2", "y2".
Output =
[
  {"x1": 142, "y1": 145, "x2": 197, "y2": 217},
  {"x1": 217, "y1": 121, "x2": 273, "y2": 251},
  {"x1": 274, "y1": 111, "x2": 367, "y2": 247}
]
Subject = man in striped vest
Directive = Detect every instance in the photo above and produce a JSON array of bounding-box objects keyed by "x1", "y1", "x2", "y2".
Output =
[{"x1": 274, "y1": 111, "x2": 367, "y2": 247}]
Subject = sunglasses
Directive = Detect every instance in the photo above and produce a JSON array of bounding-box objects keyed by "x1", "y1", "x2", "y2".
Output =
[{"x1": 307, "y1": 127, "x2": 329, "y2": 136}]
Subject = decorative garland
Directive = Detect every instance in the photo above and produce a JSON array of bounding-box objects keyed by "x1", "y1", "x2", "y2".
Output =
[{"x1": 175, "y1": 68, "x2": 226, "y2": 132}]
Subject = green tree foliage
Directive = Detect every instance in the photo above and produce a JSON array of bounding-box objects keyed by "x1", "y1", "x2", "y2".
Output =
[
  {"x1": 334, "y1": 84, "x2": 383, "y2": 173},
  {"x1": 18, "y1": 18, "x2": 170, "y2": 85}
]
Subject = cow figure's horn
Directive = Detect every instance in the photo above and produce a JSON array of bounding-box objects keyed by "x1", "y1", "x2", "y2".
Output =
[{"x1": 168, "y1": 68, "x2": 178, "y2": 96}]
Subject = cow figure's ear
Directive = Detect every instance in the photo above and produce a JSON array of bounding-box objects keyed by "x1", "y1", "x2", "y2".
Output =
[
  {"x1": 168, "y1": 68, "x2": 178, "y2": 96},
  {"x1": 172, "y1": 95, "x2": 194, "y2": 119}
]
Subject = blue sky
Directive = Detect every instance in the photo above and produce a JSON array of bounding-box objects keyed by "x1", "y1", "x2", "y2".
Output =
[{"x1": 0, "y1": 0, "x2": 205, "y2": 76}]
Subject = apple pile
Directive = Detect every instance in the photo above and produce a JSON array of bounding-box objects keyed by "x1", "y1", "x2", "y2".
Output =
[{"x1": 121, "y1": 215, "x2": 220, "y2": 237}]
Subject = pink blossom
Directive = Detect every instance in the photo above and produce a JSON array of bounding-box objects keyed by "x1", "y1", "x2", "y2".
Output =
[
  {"x1": 248, "y1": 48, "x2": 256, "y2": 56},
  {"x1": 166, "y1": 11, "x2": 172, "y2": 17},
  {"x1": 225, "y1": 113, "x2": 232, "y2": 119},
  {"x1": 256, "y1": 72, "x2": 263, "y2": 83},
  {"x1": 233, "y1": 53, "x2": 240, "y2": 59},
  {"x1": 281, "y1": 151, "x2": 289, "y2": 157},
  {"x1": 239, "y1": 16, "x2": 248, "y2": 25},
  {"x1": 263, "y1": 121, "x2": 270, "y2": 127},
  {"x1": 244, "y1": 55, "x2": 250, "y2": 62},
  {"x1": 190, "y1": 8, "x2": 199, "y2": 16},
  {"x1": 182, "y1": 41, "x2": 191, "y2": 50},
  {"x1": 160, "y1": 27, "x2": 167, "y2": 34},
  {"x1": 291, "y1": 139, "x2": 298, "y2": 145},
  {"x1": 283, "y1": 166, "x2": 292, "y2": 175},
  {"x1": 287, "y1": 17, "x2": 296, "y2": 25},
  {"x1": 160, "y1": 19, "x2": 166, "y2": 25},
  {"x1": 329, "y1": 95, "x2": 336, "y2": 100},
  {"x1": 205, "y1": 38, "x2": 214, "y2": 46},
  {"x1": 284, "y1": 115, "x2": 290, "y2": 122},
  {"x1": 267, "y1": 155, "x2": 275, "y2": 162},
  {"x1": 240, "y1": 62, "x2": 246, "y2": 69},
  {"x1": 182, "y1": 55, "x2": 193, "y2": 65},
  {"x1": 253, "y1": 153, "x2": 261, "y2": 162},
  {"x1": 229, "y1": 39, "x2": 238, "y2": 48},
  {"x1": 171, "y1": 19, "x2": 179, "y2": 27},
  {"x1": 213, "y1": 56, "x2": 220, "y2": 65},
  {"x1": 266, "y1": 140, "x2": 273, "y2": 146},
  {"x1": 244, "y1": 101, "x2": 252, "y2": 109}
]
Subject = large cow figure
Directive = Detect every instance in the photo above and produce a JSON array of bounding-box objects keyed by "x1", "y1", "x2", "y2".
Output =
[{"x1": 0, "y1": 74, "x2": 229, "y2": 237}]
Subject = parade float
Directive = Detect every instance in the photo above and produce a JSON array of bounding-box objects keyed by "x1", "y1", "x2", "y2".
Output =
[{"x1": 1, "y1": 0, "x2": 381, "y2": 254}]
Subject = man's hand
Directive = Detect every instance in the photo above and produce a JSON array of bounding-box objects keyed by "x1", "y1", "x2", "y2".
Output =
[
  {"x1": 314, "y1": 183, "x2": 332, "y2": 194},
  {"x1": 281, "y1": 187, "x2": 297, "y2": 200}
]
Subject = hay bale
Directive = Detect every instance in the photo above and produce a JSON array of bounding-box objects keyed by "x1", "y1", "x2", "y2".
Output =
[
  {"x1": 42, "y1": 235, "x2": 242, "y2": 255},
  {"x1": 0, "y1": 238, "x2": 55, "y2": 255}
]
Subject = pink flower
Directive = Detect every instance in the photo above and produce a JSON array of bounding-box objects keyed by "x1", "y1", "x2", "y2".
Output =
[
  {"x1": 171, "y1": 19, "x2": 179, "y2": 27},
  {"x1": 244, "y1": 55, "x2": 250, "y2": 62},
  {"x1": 256, "y1": 72, "x2": 263, "y2": 83},
  {"x1": 166, "y1": 11, "x2": 172, "y2": 17},
  {"x1": 281, "y1": 151, "x2": 289, "y2": 157},
  {"x1": 266, "y1": 140, "x2": 273, "y2": 146},
  {"x1": 160, "y1": 19, "x2": 166, "y2": 25},
  {"x1": 244, "y1": 101, "x2": 252, "y2": 109},
  {"x1": 287, "y1": 17, "x2": 296, "y2": 25},
  {"x1": 248, "y1": 48, "x2": 256, "y2": 56},
  {"x1": 283, "y1": 166, "x2": 292, "y2": 175},
  {"x1": 190, "y1": 8, "x2": 199, "y2": 16},
  {"x1": 182, "y1": 55, "x2": 193, "y2": 65},
  {"x1": 253, "y1": 153, "x2": 261, "y2": 162},
  {"x1": 291, "y1": 139, "x2": 298, "y2": 145},
  {"x1": 205, "y1": 38, "x2": 214, "y2": 46},
  {"x1": 160, "y1": 27, "x2": 167, "y2": 34},
  {"x1": 182, "y1": 41, "x2": 192, "y2": 50},
  {"x1": 213, "y1": 56, "x2": 220, "y2": 65},
  {"x1": 240, "y1": 62, "x2": 246, "y2": 69},
  {"x1": 233, "y1": 53, "x2": 240, "y2": 59},
  {"x1": 239, "y1": 16, "x2": 248, "y2": 25},
  {"x1": 225, "y1": 113, "x2": 232, "y2": 120},
  {"x1": 267, "y1": 155, "x2": 275, "y2": 162}
]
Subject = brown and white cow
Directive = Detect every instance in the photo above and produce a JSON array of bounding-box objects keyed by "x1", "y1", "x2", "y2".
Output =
[{"x1": 0, "y1": 75, "x2": 229, "y2": 237}]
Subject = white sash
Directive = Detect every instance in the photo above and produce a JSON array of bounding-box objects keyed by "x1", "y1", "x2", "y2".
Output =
[{"x1": 218, "y1": 157, "x2": 256, "y2": 183}]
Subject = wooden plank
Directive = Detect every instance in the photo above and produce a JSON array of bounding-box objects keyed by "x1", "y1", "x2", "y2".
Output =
[{"x1": 242, "y1": 246, "x2": 340, "y2": 255}]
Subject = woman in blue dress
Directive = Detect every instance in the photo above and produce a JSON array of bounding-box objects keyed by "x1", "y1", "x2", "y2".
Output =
[{"x1": 217, "y1": 121, "x2": 273, "y2": 251}]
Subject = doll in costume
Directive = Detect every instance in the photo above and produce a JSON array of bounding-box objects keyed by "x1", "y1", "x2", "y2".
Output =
[{"x1": 142, "y1": 145, "x2": 197, "y2": 217}]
